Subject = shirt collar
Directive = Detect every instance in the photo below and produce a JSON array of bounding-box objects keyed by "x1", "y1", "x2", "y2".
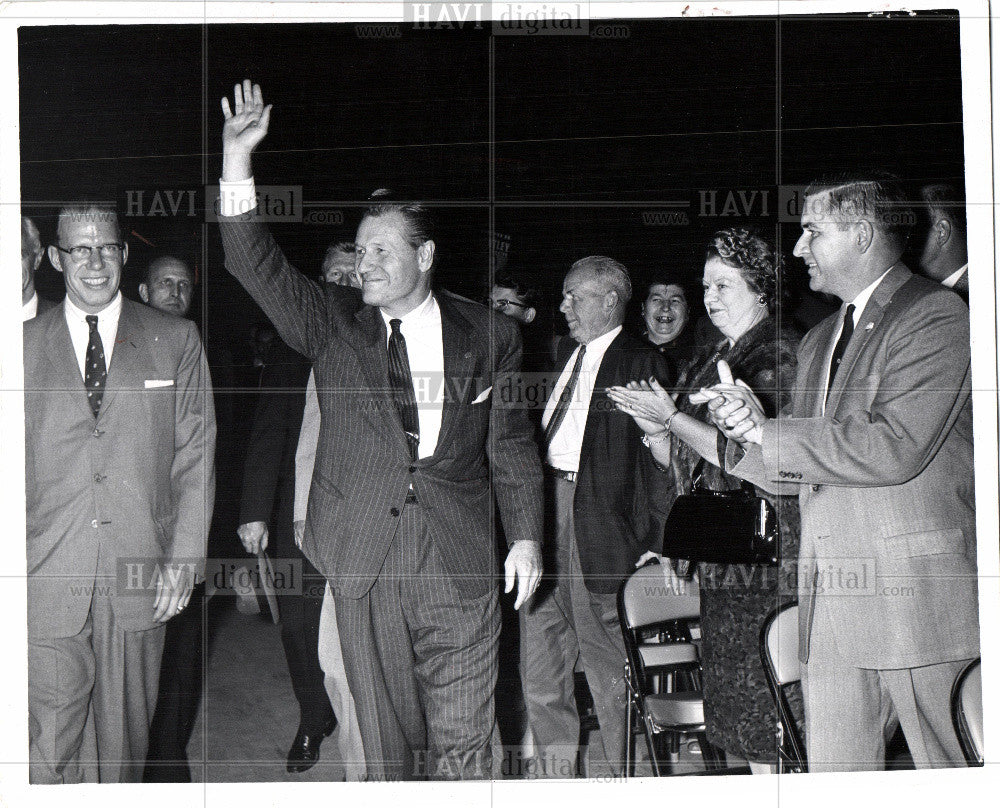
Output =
[
  {"x1": 64, "y1": 290, "x2": 123, "y2": 324},
  {"x1": 577, "y1": 324, "x2": 622, "y2": 358},
  {"x1": 378, "y1": 291, "x2": 437, "y2": 330},
  {"x1": 941, "y1": 264, "x2": 968, "y2": 289},
  {"x1": 22, "y1": 292, "x2": 38, "y2": 320},
  {"x1": 846, "y1": 266, "x2": 894, "y2": 327}
]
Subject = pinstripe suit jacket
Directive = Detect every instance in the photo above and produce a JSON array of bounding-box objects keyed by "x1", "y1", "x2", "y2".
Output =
[
  {"x1": 221, "y1": 216, "x2": 543, "y2": 599},
  {"x1": 729, "y1": 265, "x2": 978, "y2": 669},
  {"x1": 24, "y1": 299, "x2": 216, "y2": 638}
]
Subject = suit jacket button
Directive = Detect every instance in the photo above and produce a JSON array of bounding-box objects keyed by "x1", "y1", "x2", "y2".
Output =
[
  {"x1": 408, "y1": 466, "x2": 416, "y2": 474},
  {"x1": 91, "y1": 519, "x2": 98, "y2": 528},
  {"x1": 92, "y1": 427, "x2": 103, "y2": 437},
  {"x1": 93, "y1": 473, "x2": 104, "y2": 483},
  {"x1": 390, "y1": 507, "x2": 400, "y2": 517},
  {"x1": 811, "y1": 484, "x2": 820, "y2": 492}
]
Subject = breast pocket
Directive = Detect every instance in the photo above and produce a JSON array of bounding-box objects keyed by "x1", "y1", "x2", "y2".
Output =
[{"x1": 881, "y1": 528, "x2": 968, "y2": 559}]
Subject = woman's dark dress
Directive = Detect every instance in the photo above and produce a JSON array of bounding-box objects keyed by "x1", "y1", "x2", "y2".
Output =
[{"x1": 664, "y1": 316, "x2": 801, "y2": 764}]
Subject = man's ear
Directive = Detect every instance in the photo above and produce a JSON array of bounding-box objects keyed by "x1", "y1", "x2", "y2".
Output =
[
  {"x1": 855, "y1": 220, "x2": 874, "y2": 253},
  {"x1": 138, "y1": 283, "x2": 150, "y2": 303},
  {"x1": 605, "y1": 290, "x2": 619, "y2": 311},
  {"x1": 121, "y1": 241, "x2": 129, "y2": 267},
  {"x1": 417, "y1": 239, "x2": 435, "y2": 273},
  {"x1": 936, "y1": 217, "x2": 953, "y2": 247},
  {"x1": 524, "y1": 307, "x2": 537, "y2": 324},
  {"x1": 47, "y1": 246, "x2": 64, "y2": 275}
]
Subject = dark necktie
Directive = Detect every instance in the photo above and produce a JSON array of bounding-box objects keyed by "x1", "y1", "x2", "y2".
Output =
[
  {"x1": 825, "y1": 304, "x2": 855, "y2": 405},
  {"x1": 85, "y1": 314, "x2": 107, "y2": 418},
  {"x1": 387, "y1": 318, "x2": 420, "y2": 460},
  {"x1": 543, "y1": 344, "x2": 587, "y2": 447}
]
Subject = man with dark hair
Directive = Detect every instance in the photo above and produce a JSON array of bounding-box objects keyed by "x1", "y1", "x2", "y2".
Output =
[
  {"x1": 25, "y1": 203, "x2": 215, "y2": 782},
  {"x1": 707, "y1": 173, "x2": 978, "y2": 771},
  {"x1": 138, "y1": 255, "x2": 195, "y2": 317},
  {"x1": 917, "y1": 182, "x2": 968, "y2": 302},
  {"x1": 21, "y1": 215, "x2": 58, "y2": 320},
  {"x1": 522, "y1": 255, "x2": 671, "y2": 777},
  {"x1": 217, "y1": 80, "x2": 541, "y2": 781}
]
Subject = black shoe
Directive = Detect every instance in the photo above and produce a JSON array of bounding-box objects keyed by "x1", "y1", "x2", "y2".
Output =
[{"x1": 286, "y1": 715, "x2": 337, "y2": 773}]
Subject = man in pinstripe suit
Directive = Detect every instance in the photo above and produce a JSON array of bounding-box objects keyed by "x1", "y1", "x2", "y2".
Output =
[{"x1": 217, "y1": 81, "x2": 543, "y2": 780}]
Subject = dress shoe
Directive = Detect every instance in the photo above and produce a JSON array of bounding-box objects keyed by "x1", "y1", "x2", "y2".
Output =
[{"x1": 286, "y1": 715, "x2": 337, "y2": 773}]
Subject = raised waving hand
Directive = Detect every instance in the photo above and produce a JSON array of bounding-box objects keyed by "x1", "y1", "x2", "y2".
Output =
[{"x1": 221, "y1": 79, "x2": 272, "y2": 181}]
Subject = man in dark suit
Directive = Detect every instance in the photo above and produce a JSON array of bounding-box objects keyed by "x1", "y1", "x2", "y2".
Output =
[
  {"x1": 916, "y1": 182, "x2": 969, "y2": 302},
  {"x1": 237, "y1": 337, "x2": 337, "y2": 773},
  {"x1": 521, "y1": 256, "x2": 671, "y2": 777},
  {"x1": 21, "y1": 215, "x2": 58, "y2": 320},
  {"x1": 708, "y1": 174, "x2": 978, "y2": 770},
  {"x1": 25, "y1": 204, "x2": 215, "y2": 782},
  {"x1": 217, "y1": 80, "x2": 542, "y2": 781}
]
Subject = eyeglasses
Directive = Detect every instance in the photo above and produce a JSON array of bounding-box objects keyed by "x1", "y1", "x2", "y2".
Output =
[
  {"x1": 488, "y1": 297, "x2": 530, "y2": 310},
  {"x1": 55, "y1": 243, "x2": 125, "y2": 262}
]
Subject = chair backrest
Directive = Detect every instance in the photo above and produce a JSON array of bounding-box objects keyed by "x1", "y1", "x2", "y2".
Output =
[
  {"x1": 952, "y1": 658, "x2": 983, "y2": 765},
  {"x1": 763, "y1": 602, "x2": 799, "y2": 685},
  {"x1": 620, "y1": 563, "x2": 700, "y2": 630}
]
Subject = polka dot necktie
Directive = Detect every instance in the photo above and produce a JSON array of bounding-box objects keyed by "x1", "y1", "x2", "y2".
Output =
[
  {"x1": 387, "y1": 318, "x2": 420, "y2": 460},
  {"x1": 85, "y1": 314, "x2": 107, "y2": 418}
]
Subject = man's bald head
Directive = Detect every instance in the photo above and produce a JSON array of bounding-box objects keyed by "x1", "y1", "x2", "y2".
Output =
[{"x1": 139, "y1": 255, "x2": 195, "y2": 317}]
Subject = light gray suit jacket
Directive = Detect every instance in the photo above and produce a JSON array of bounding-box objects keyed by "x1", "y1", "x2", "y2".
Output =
[
  {"x1": 24, "y1": 299, "x2": 216, "y2": 639},
  {"x1": 729, "y1": 265, "x2": 978, "y2": 669}
]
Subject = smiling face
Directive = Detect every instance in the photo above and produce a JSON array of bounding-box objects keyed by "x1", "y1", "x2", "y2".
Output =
[
  {"x1": 48, "y1": 212, "x2": 127, "y2": 314},
  {"x1": 354, "y1": 211, "x2": 433, "y2": 317},
  {"x1": 702, "y1": 256, "x2": 765, "y2": 342},
  {"x1": 641, "y1": 283, "x2": 689, "y2": 345},
  {"x1": 559, "y1": 266, "x2": 616, "y2": 344},
  {"x1": 792, "y1": 192, "x2": 860, "y2": 301}
]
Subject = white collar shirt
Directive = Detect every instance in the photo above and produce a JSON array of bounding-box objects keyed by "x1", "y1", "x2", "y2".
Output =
[
  {"x1": 542, "y1": 325, "x2": 622, "y2": 472},
  {"x1": 22, "y1": 293, "x2": 38, "y2": 322},
  {"x1": 821, "y1": 266, "x2": 893, "y2": 414},
  {"x1": 64, "y1": 292, "x2": 123, "y2": 380},
  {"x1": 941, "y1": 264, "x2": 968, "y2": 289},
  {"x1": 378, "y1": 292, "x2": 444, "y2": 459}
]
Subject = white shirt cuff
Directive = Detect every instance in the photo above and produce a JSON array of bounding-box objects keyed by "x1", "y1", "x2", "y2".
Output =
[{"x1": 218, "y1": 176, "x2": 257, "y2": 217}]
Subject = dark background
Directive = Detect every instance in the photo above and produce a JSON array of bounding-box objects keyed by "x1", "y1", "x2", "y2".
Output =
[{"x1": 19, "y1": 12, "x2": 965, "y2": 356}]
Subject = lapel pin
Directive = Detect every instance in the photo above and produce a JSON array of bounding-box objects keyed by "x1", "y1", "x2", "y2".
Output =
[{"x1": 865, "y1": 322, "x2": 874, "y2": 330}]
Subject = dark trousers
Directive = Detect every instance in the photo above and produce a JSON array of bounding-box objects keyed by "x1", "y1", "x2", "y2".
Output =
[
  {"x1": 335, "y1": 502, "x2": 501, "y2": 781},
  {"x1": 143, "y1": 581, "x2": 205, "y2": 782}
]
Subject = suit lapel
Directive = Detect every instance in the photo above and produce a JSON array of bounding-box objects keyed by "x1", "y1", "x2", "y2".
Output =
[
  {"x1": 42, "y1": 307, "x2": 93, "y2": 422},
  {"x1": 434, "y1": 294, "x2": 474, "y2": 457},
  {"x1": 99, "y1": 300, "x2": 145, "y2": 419},
  {"x1": 350, "y1": 305, "x2": 412, "y2": 459},
  {"x1": 825, "y1": 264, "x2": 910, "y2": 416},
  {"x1": 580, "y1": 330, "x2": 625, "y2": 459}
]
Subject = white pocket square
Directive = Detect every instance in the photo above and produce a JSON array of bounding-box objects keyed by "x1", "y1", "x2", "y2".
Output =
[
  {"x1": 144, "y1": 379, "x2": 175, "y2": 388},
  {"x1": 472, "y1": 386, "x2": 493, "y2": 404}
]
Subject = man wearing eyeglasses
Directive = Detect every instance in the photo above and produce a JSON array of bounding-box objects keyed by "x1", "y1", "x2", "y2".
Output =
[{"x1": 23, "y1": 203, "x2": 216, "y2": 782}]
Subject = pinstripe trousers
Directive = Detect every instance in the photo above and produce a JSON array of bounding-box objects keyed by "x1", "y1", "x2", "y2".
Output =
[{"x1": 334, "y1": 501, "x2": 501, "y2": 780}]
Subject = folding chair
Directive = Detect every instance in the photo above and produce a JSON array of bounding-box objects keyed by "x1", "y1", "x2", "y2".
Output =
[
  {"x1": 952, "y1": 657, "x2": 983, "y2": 766},
  {"x1": 617, "y1": 562, "x2": 724, "y2": 776},
  {"x1": 760, "y1": 601, "x2": 806, "y2": 773}
]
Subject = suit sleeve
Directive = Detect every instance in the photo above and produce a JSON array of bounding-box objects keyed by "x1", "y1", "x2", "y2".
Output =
[
  {"x1": 293, "y1": 371, "x2": 321, "y2": 523},
  {"x1": 486, "y1": 319, "x2": 543, "y2": 546},
  {"x1": 169, "y1": 321, "x2": 216, "y2": 578},
  {"x1": 219, "y1": 213, "x2": 330, "y2": 360},
  {"x1": 758, "y1": 294, "x2": 971, "y2": 487}
]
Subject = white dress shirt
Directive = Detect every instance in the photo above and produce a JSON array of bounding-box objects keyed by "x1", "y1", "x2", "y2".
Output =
[
  {"x1": 64, "y1": 292, "x2": 122, "y2": 380},
  {"x1": 219, "y1": 176, "x2": 446, "y2": 459},
  {"x1": 22, "y1": 292, "x2": 38, "y2": 321},
  {"x1": 379, "y1": 293, "x2": 445, "y2": 459},
  {"x1": 941, "y1": 263, "x2": 968, "y2": 289},
  {"x1": 542, "y1": 325, "x2": 622, "y2": 472},
  {"x1": 821, "y1": 266, "x2": 892, "y2": 414}
]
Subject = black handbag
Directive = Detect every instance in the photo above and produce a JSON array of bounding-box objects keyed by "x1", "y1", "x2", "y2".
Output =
[{"x1": 662, "y1": 479, "x2": 780, "y2": 566}]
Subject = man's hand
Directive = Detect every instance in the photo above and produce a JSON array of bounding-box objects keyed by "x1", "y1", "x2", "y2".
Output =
[
  {"x1": 504, "y1": 540, "x2": 542, "y2": 610},
  {"x1": 293, "y1": 520, "x2": 305, "y2": 550},
  {"x1": 220, "y1": 79, "x2": 271, "y2": 181},
  {"x1": 237, "y1": 520, "x2": 269, "y2": 554},
  {"x1": 704, "y1": 383, "x2": 767, "y2": 445},
  {"x1": 153, "y1": 562, "x2": 195, "y2": 623}
]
